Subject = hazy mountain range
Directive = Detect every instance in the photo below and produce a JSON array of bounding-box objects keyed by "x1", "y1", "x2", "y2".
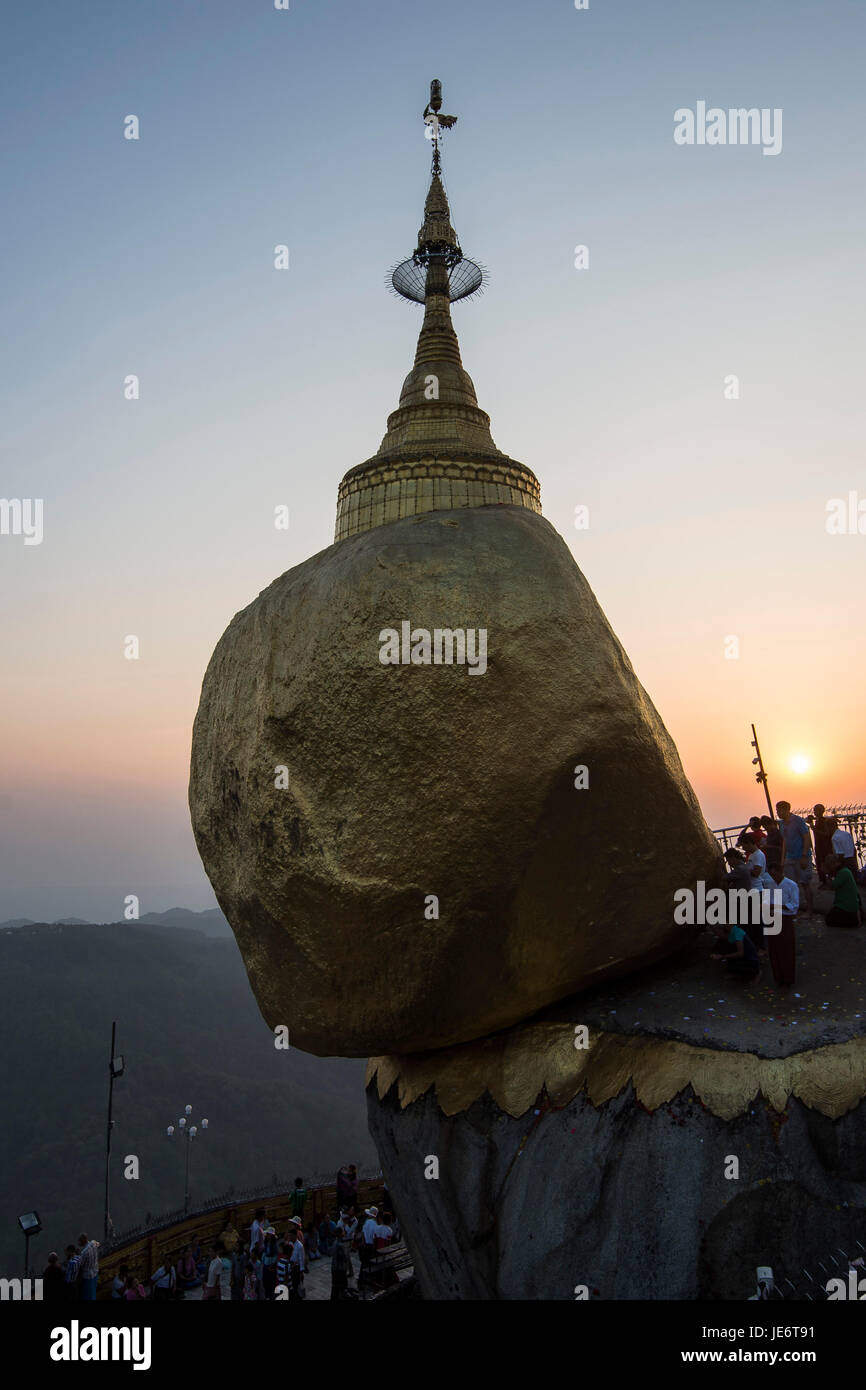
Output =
[
  {"x1": 0, "y1": 906, "x2": 234, "y2": 936},
  {"x1": 0, "y1": 916, "x2": 376, "y2": 1275}
]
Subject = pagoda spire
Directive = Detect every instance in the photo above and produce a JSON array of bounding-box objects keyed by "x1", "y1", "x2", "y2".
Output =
[{"x1": 334, "y1": 80, "x2": 541, "y2": 542}]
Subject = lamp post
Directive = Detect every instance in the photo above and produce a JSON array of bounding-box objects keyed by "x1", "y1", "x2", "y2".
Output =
[
  {"x1": 18, "y1": 1211, "x2": 41, "y2": 1279},
  {"x1": 103, "y1": 1022, "x2": 125, "y2": 1243},
  {"x1": 167, "y1": 1105, "x2": 209, "y2": 1215}
]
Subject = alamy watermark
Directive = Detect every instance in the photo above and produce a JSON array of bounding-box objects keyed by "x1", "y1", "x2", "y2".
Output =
[
  {"x1": 674, "y1": 881, "x2": 781, "y2": 934},
  {"x1": 826, "y1": 491, "x2": 866, "y2": 534},
  {"x1": 378, "y1": 622, "x2": 487, "y2": 675},
  {"x1": 0, "y1": 498, "x2": 43, "y2": 545},
  {"x1": 674, "y1": 102, "x2": 782, "y2": 157}
]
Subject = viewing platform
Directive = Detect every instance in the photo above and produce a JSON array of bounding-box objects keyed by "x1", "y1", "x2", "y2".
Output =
[{"x1": 97, "y1": 1173, "x2": 414, "y2": 1301}]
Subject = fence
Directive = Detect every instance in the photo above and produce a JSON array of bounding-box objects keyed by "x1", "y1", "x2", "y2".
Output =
[{"x1": 713, "y1": 803, "x2": 866, "y2": 863}]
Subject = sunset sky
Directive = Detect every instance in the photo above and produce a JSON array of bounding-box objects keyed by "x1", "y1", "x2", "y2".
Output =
[{"x1": 2, "y1": 0, "x2": 864, "y2": 921}]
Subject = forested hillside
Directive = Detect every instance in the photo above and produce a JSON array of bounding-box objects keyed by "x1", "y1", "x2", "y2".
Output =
[{"x1": 0, "y1": 921, "x2": 374, "y2": 1273}]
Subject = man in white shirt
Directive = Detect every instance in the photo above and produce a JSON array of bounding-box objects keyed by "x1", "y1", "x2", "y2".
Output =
[
  {"x1": 249, "y1": 1208, "x2": 266, "y2": 1257},
  {"x1": 204, "y1": 1248, "x2": 224, "y2": 1301},
  {"x1": 742, "y1": 835, "x2": 767, "y2": 879},
  {"x1": 288, "y1": 1226, "x2": 304, "y2": 1301},
  {"x1": 337, "y1": 1209, "x2": 357, "y2": 1241},
  {"x1": 766, "y1": 866, "x2": 798, "y2": 990},
  {"x1": 373, "y1": 1220, "x2": 393, "y2": 1248},
  {"x1": 359, "y1": 1207, "x2": 379, "y2": 1276},
  {"x1": 739, "y1": 836, "x2": 771, "y2": 953},
  {"x1": 829, "y1": 818, "x2": 858, "y2": 873},
  {"x1": 77, "y1": 1234, "x2": 100, "y2": 1301},
  {"x1": 362, "y1": 1207, "x2": 379, "y2": 1246},
  {"x1": 336, "y1": 1209, "x2": 357, "y2": 1280}
]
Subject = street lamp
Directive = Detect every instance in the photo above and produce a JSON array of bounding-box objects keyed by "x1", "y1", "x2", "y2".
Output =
[
  {"x1": 167, "y1": 1105, "x2": 209, "y2": 1215},
  {"x1": 104, "y1": 1022, "x2": 125, "y2": 1243}
]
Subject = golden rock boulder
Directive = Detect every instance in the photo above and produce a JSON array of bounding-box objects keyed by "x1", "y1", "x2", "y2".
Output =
[{"x1": 189, "y1": 502, "x2": 721, "y2": 1056}]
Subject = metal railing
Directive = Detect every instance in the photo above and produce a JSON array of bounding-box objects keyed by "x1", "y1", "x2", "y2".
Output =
[
  {"x1": 713, "y1": 803, "x2": 866, "y2": 862},
  {"x1": 103, "y1": 1164, "x2": 384, "y2": 1255}
]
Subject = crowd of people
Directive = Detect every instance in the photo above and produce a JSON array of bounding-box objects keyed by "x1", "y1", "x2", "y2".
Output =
[
  {"x1": 39, "y1": 1170, "x2": 400, "y2": 1303},
  {"x1": 190, "y1": 1175, "x2": 399, "y2": 1302},
  {"x1": 38, "y1": 1233, "x2": 102, "y2": 1302},
  {"x1": 711, "y1": 801, "x2": 864, "y2": 992}
]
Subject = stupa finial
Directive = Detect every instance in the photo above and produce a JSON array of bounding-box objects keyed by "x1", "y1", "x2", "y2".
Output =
[
  {"x1": 333, "y1": 79, "x2": 541, "y2": 542},
  {"x1": 422, "y1": 78, "x2": 457, "y2": 180},
  {"x1": 391, "y1": 79, "x2": 482, "y2": 306}
]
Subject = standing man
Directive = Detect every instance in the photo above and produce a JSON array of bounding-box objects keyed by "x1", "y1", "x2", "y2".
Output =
[
  {"x1": 776, "y1": 801, "x2": 815, "y2": 917},
  {"x1": 77, "y1": 1233, "x2": 100, "y2": 1301},
  {"x1": 336, "y1": 1165, "x2": 352, "y2": 1211},
  {"x1": 275, "y1": 1241, "x2": 291, "y2": 1295},
  {"x1": 288, "y1": 1221, "x2": 305, "y2": 1301},
  {"x1": 249, "y1": 1208, "x2": 266, "y2": 1258},
  {"x1": 330, "y1": 1236, "x2": 350, "y2": 1300},
  {"x1": 362, "y1": 1206, "x2": 379, "y2": 1246},
  {"x1": 760, "y1": 815, "x2": 784, "y2": 871},
  {"x1": 360, "y1": 1206, "x2": 379, "y2": 1278},
  {"x1": 290, "y1": 1177, "x2": 308, "y2": 1225},
  {"x1": 202, "y1": 1243, "x2": 225, "y2": 1301},
  {"x1": 809, "y1": 805, "x2": 833, "y2": 884},
  {"x1": 337, "y1": 1208, "x2": 357, "y2": 1243},
  {"x1": 63, "y1": 1244, "x2": 81, "y2": 1302},
  {"x1": 767, "y1": 865, "x2": 798, "y2": 989},
  {"x1": 42, "y1": 1253, "x2": 66, "y2": 1302}
]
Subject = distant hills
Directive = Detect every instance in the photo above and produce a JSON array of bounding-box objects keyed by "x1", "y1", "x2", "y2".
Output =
[
  {"x1": 0, "y1": 918, "x2": 375, "y2": 1275},
  {"x1": 0, "y1": 907, "x2": 233, "y2": 937}
]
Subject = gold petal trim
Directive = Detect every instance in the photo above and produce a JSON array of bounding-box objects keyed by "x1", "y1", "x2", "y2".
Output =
[{"x1": 366, "y1": 1026, "x2": 866, "y2": 1122}]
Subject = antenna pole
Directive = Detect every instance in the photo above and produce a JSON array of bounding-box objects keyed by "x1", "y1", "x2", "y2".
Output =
[{"x1": 750, "y1": 724, "x2": 775, "y2": 820}]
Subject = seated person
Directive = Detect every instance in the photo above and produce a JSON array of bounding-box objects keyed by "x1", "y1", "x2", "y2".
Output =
[
  {"x1": 710, "y1": 922, "x2": 760, "y2": 978},
  {"x1": 723, "y1": 848, "x2": 752, "y2": 890},
  {"x1": 823, "y1": 854, "x2": 863, "y2": 929}
]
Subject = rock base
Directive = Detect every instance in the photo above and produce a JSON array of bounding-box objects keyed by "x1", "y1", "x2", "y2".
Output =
[{"x1": 367, "y1": 1018, "x2": 866, "y2": 1299}]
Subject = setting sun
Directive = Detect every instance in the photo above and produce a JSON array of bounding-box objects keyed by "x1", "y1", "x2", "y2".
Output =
[{"x1": 790, "y1": 754, "x2": 811, "y2": 775}]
